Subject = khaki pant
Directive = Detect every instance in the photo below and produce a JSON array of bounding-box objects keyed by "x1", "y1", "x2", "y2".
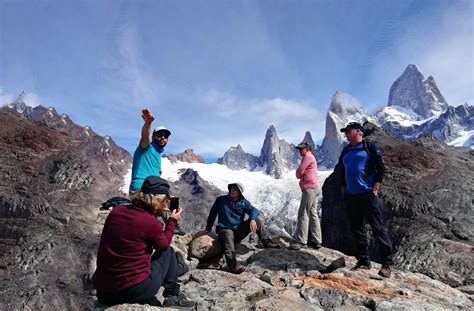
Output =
[
  {"x1": 294, "y1": 187, "x2": 322, "y2": 244},
  {"x1": 218, "y1": 218, "x2": 267, "y2": 263}
]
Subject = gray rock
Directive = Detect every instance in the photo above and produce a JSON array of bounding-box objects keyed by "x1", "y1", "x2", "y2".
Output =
[{"x1": 387, "y1": 64, "x2": 447, "y2": 118}]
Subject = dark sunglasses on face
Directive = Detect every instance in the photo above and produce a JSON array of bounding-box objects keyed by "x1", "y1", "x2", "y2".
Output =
[{"x1": 155, "y1": 132, "x2": 169, "y2": 139}]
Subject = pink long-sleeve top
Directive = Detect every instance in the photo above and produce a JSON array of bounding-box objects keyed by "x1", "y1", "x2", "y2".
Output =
[{"x1": 296, "y1": 151, "x2": 320, "y2": 190}]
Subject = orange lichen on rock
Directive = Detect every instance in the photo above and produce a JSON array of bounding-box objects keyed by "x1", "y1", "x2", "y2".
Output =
[{"x1": 298, "y1": 274, "x2": 404, "y2": 299}]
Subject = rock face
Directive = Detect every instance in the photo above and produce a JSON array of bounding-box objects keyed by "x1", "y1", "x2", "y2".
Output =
[
  {"x1": 258, "y1": 125, "x2": 299, "y2": 179},
  {"x1": 0, "y1": 104, "x2": 131, "y2": 309},
  {"x1": 216, "y1": 144, "x2": 259, "y2": 170},
  {"x1": 169, "y1": 168, "x2": 225, "y2": 232},
  {"x1": 315, "y1": 91, "x2": 372, "y2": 168},
  {"x1": 387, "y1": 64, "x2": 448, "y2": 118},
  {"x1": 321, "y1": 122, "x2": 474, "y2": 288},
  {"x1": 165, "y1": 149, "x2": 205, "y2": 164},
  {"x1": 105, "y1": 238, "x2": 473, "y2": 310}
]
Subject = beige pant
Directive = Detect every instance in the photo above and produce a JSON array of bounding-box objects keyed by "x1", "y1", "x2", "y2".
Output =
[{"x1": 294, "y1": 187, "x2": 322, "y2": 244}]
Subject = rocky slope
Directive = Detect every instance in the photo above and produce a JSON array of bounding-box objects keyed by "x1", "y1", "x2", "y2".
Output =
[
  {"x1": 168, "y1": 168, "x2": 225, "y2": 232},
  {"x1": 321, "y1": 122, "x2": 474, "y2": 289},
  {"x1": 102, "y1": 236, "x2": 473, "y2": 310},
  {"x1": 0, "y1": 106, "x2": 131, "y2": 310}
]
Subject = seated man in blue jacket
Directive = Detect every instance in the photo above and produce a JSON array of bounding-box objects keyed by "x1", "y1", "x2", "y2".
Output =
[{"x1": 198, "y1": 182, "x2": 280, "y2": 274}]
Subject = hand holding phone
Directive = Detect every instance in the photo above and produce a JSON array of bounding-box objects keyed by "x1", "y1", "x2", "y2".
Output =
[{"x1": 170, "y1": 197, "x2": 180, "y2": 212}]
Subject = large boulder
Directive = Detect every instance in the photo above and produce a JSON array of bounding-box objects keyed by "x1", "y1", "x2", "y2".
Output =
[{"x1": 188, "y1": 232, "x2": 223, "y2": 260}]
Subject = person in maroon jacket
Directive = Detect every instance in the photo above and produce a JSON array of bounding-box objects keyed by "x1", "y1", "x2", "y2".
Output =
[{"x1": 94, "y1": 176, "x2": 195, "y2": 308}]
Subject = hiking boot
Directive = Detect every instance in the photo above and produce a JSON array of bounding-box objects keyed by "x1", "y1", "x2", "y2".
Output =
[
  {"x1": 175, "y1": 251, "x2": 189, "y2": 277},
  {"x1": 262, "y1": 238, "x2": 281, "y2": 249},
  {"x1": 173, "y1": 224, "x2": 186, "y2": 236},
  {"x1": 351, "y1": 259, "x2": 372, "y2": 270},
  {"x1": 289, "y1": 242, "x2": 306, "y2": 250},
  {"x1": 307, "y1": 240, "x2": 322, "y2": 250},
  {"x1": 163, "y1": 292, "x2": 196, "y2": 308},
  {"x1": 378, "y1": 264, "x2": 391, "y2": 278},
  {"x1": 228, "y1": 259, "x2": 245, "y2": 274}
]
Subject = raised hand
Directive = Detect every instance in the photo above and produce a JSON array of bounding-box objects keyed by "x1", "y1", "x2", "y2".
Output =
[{"x1": 141, "y1": 109, "x2": 155, "y2": 123}]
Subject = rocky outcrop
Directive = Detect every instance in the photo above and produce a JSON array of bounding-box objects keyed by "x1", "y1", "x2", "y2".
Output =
[
  {"x1": 387, "y1": 64, "x2": 448, "y2": 118},
  {"x1": 165, "y1": 149, "x2": 205, "y2": 164},
  {"x1": 216, "y1": 144, "x2": 259, "y2": 170},
  {"x1": 0, "y1": 106, "x2": 131, "y2": 310},
  {"x1": 169, "y1": 168, "x2": 225, "y2": 232},
  {"x1": 258, "y1": 125, "x2": 298, "y2": 178},
  {"x1": 315, "y1": 91, "x2": 372, "y2": 168},
  {"x1": 321, "y1": 122, "x2": 474, "y2": 288},
  {"x1": 103, "y1": 237, "x2": 473, "y2": 310}
]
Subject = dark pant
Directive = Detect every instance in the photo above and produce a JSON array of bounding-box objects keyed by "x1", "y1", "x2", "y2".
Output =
[
  {"x1": 217, "y1": 218, "x2": 267, "y2": 263},
  {"x1": 345, "y1": 192, "x2": 393, "y2": 265},
  {"x1": 97, "y1": 247, "x2": 180, "y2": 306}
]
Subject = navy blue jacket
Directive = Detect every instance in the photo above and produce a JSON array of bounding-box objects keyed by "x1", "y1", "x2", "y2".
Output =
[
  {"x1": 206, "y1": 195, "x2": 259, "y2": 231},
  {"x1": 337, "y1": 141, "x2": 385, "y2": 194}
]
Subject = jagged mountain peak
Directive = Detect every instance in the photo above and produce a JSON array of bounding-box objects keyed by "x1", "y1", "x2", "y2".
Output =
[
  {"x1": 15, "y1": 90, "x2": 28, "y2": 103},
  {"x1": 315, "y1": 92, "x2": 372, "y2": 168},
  {"x1": 388, "y1": 64, "x2": 448, "y2": 118},
  {"x1": 301, "y1": 131, "x2": 316, "y2": 151},
  {"x1": 265, "y1": 124, "x2": 277, "y2": 135}
]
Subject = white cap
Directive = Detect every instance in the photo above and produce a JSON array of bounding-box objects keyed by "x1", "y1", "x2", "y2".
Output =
[{"x1": 153, "y1": 126, "x2": 171, "y2": 137}]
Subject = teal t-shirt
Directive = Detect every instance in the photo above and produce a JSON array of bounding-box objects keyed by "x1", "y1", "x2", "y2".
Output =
[{"x1": 129, "y1": 144, "x2": 161, "y2": 192}]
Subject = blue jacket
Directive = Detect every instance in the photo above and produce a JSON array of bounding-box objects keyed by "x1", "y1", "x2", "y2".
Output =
[{"x1": 206, "y1": 195, "x2": 259, "y2": 231}]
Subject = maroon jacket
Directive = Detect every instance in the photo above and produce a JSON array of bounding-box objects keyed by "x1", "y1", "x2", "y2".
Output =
[{"x1": 94, "y1": 204, "x2": 177, "y2": 293}]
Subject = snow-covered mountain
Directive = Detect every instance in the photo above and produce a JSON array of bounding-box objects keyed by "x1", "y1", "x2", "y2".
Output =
[
  {"x1": 374, "y1": 65, "x2": 473, "y2": 145},
  {"x1": 386, "y1": 64, "x2": 448, "y2": 119},
  {"x1": 217, "y1": 125, "x2": 301, "y2": 179}
]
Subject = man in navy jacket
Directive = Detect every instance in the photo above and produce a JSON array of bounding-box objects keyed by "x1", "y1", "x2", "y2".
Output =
[
  {"x1": 198, "y1": 182, "x2": 279, "y2": 274},
  {"x1": 337, "y1": 122, "x2": 393, "y2": 278}
]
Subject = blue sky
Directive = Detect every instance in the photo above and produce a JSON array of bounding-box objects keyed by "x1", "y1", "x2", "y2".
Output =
[{"x1": 1, "y1": 0, "x2": 472, "y2": 161}]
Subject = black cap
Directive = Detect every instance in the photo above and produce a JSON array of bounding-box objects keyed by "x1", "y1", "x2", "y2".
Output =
[
  {"x1": 295, "y1": 142, "x2": 311, "y2": 150},
  {"x1": 141, "y1": 176, "x2": 170, "y2": 198},
  {"x1": 340, "y1": 122, "x2": 363, "y2": 132}
]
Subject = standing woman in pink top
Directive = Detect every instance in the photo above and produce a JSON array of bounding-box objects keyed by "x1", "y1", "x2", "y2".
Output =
[{"x1": 290, "y1": 142, "x2": 322, "y2": 250}]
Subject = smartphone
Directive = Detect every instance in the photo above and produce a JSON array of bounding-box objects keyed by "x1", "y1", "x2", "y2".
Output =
[{"x1": 170, "y1": 197, "x2": 180, "y2": 212}]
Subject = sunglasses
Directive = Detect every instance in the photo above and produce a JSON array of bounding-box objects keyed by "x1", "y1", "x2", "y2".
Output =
[{"x1": 155, "y1": 132, "x2": 169, "y2": 138}]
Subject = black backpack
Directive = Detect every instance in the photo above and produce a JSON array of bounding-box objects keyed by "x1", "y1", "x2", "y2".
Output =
[
  {"x1": 100, "y1": 197, "x2": 132, "y2": 210},
  {"x1": 341, "y1": 140, "x2": 376, "y2": 159}
]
